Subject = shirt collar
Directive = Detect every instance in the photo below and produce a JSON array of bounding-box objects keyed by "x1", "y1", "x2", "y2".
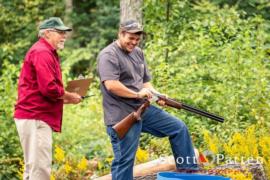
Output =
[{"x1": 39, "y1": 37, "x2": 57, "y2": 53}]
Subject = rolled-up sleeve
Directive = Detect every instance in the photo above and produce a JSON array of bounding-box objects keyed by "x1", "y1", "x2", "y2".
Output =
[
  {"x1": 32, "y1": 51, "x2": 64, "y2": 100},
  {"x1": 98, "y1": 52, "x2": 120, "y2": 82}
]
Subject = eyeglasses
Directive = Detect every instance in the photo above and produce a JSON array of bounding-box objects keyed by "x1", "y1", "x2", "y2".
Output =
[{"x1": 49, "y1": 29, "x2": 67, "y2": 35}]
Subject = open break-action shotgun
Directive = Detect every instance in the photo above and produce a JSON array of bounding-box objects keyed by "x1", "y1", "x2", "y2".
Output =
[{"x1": 113, "y1": 92, "x2": 224, "y2": 139}]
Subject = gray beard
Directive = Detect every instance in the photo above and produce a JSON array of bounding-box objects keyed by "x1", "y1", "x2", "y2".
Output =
[{"x1": 57, "y1": 42, "x2": 65, "y2": 50}]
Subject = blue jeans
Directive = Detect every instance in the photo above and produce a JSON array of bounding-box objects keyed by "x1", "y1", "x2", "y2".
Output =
[{"x1": 106, "y1": 105, "x2": 198, "y2": 180}]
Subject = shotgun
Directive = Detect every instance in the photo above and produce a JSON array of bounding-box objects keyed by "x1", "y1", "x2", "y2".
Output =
[
  {"x1": 113, "y1": 92, "x2": 224, "y2": 140},
  {"x1": 151, "y1": 91, "x2": 224, "y2": 123},
  {"x1": 112, "y1": 100, "x2": 150, "y2": 139}
]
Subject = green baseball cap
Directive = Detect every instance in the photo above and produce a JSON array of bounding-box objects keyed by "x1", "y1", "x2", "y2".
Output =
[{"x1": 39, "y1": 17, "x2": 72, "y2": 31}]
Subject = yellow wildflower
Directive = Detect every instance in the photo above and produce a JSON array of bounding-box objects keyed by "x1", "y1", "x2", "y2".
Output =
[
  {"x1": 54, "y1": 146, "x2": 65, "y2": 162},
  {"x1": 77, "y1": 157, "x2": 88, "y2": 171},
  {"x1": 224, "y1": 126, "x2": 258, "y2": 160},
  {"x1": 245, "y1": 126, "x2": 258, "y2": 157},
  {"x1": 136, "y1": 147, "x2": 149, "y2": 163},
  {"x1": 224, "y1": 170, "x2": 252, "y2": 180},
  {"x1": 203, "y1": 130, "x2": 219, "y2": 154},
  {"x1": 106, "y1": 157, "x2": 113, "y2": 164},
  {"x1": 259, "y1": 136, "x2": 270, "y2": 177},
  {"x1": 50, "y1": 174, "x2": 56, "y2": 180},
  {"x1": 259, "y1": 137, "x2": 270, "y2": 156},
  {"x1": 97, "y1": 161, "x2": 103, "y2": 170},
  {"x1": 64, "y1": 162, "x2": 72, "y2": 174},
  {"x1": 204, "y1": 125, "x2": 270, "y2": 177},
  {"x1": 17, "y1": 158, "x2": 24, "y2": 179}
]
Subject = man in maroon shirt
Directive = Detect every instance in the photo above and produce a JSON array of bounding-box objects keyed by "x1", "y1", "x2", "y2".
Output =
[{"x1": 14, "y1": 17, "x2": 82, "y2": 180}]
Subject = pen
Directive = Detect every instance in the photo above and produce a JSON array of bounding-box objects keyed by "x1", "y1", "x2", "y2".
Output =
[{"x1": 81, "y1": 95, "x2": 94, "y2": 99}]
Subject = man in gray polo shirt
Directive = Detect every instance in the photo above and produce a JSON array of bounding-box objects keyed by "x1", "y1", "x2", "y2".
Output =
[{"x1": 97, "y1": 20, "x2": 198, "y2": 180}]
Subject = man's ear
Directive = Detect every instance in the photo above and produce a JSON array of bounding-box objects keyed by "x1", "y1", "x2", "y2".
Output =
[
  {"x1": 43, "y1": 30, "x2": 50, "y2": 39},
  {"x1": 119, "y1": 31, "x2": 126, "y2": 37}
]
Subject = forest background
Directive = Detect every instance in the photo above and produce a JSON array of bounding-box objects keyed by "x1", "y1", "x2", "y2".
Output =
[{"x1": 0, "y1": 0, "x2": 270, "y2": 179}]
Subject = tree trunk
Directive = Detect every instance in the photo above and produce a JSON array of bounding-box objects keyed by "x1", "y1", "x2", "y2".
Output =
[
  {"x1": 65, "y1": 0, "x2": 73, "y2": 36},
  {"x1": 165, "y1": 0, "x2": 170, "y2": 63},
  {"x1": 120, "y1": 0, "x2": 143, "y2": 23}
]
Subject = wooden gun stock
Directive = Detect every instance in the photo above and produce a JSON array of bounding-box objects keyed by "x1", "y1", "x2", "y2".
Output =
[{"x1": 112, "y1": 101, "x2": 150, "y2": 139}]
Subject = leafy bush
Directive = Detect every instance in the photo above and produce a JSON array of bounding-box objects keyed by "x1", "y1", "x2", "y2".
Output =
[
  {"x1": 143, "y1": 0, "x2": 270, "y2": 144},
  {"x1": 49, "y1": 79, "x2": 113, "y2": 177},
  {"x1": 0, "y1": 61, "x2": 22, "y2": 179}
]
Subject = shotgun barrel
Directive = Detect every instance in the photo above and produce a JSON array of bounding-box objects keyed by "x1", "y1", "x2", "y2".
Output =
[{"x1": 152, "y1": 92, "x2": 224, "y2": 123}]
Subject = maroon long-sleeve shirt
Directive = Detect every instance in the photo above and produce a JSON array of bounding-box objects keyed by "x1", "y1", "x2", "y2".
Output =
[{"x1": 14, "y1": 38, "x2": 65, "y2": 132}]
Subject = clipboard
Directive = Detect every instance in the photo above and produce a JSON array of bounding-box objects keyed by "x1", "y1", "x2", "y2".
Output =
[{"x1": 65, "y1": 78, "x2": 92, "y2": 96}]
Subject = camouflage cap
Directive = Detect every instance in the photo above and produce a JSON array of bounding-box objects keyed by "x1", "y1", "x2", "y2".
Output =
[{"x1": 120, "y1": 20, "x2": 143, "y2": 33}]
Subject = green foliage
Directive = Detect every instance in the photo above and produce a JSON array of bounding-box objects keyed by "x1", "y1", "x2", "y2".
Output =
[
  {"x1": 0, "y1": 0, "x2": 64, "y2": 68},
  {"x1": 210, "y1": 0, "x2": 270, "y2": 20},
  {"x1": 1, "y1": 0, "x2": 270, "y2": 178},
  {"x1": 0, "y1": 61, "x2": 22, "y2": 179},
  {"x1": 71, "y1": 0, "x2": 119, "y2": 47},
  {"x1": 0, "y1": 0, "x2": 119, "y2": 178},
  {"x1": 52, "y1": 85, "x2": 112, "y2": 176},
  {"x1": 62, "y1": 0, "x2": 119, "y2": 77},
  {"x1": 143, "y1": 0, "x2": 270, "y2": 150}
]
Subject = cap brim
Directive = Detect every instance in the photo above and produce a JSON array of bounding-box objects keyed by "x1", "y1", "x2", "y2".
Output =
[
  {"x1": 125, "y1": 29, "x2": 144, "y2": 33},
  {"x1": 55, "y1": 26, "x2": 72, "y2": 31}
]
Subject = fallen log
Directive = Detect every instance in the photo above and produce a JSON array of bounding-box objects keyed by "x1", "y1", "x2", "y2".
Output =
[{"x1": 95, "y1": 156, "x2": 176, "y2": 180}]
